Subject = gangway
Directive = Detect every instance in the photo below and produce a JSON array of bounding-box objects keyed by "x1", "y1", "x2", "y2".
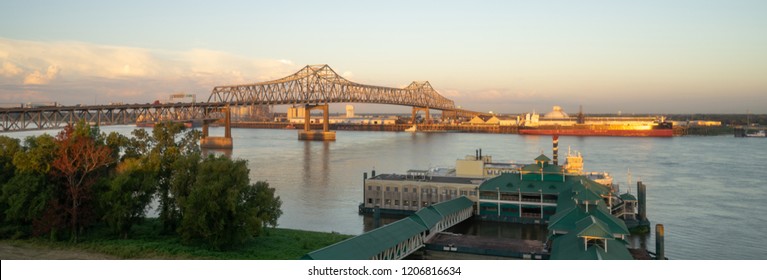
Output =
[{"x1": 302, "y1": 196, "x2": 474, "y2": 260}]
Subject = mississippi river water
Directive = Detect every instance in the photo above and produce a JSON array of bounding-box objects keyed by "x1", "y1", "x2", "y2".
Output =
[{"x1": 5, "y1": 126, "x2": 766, "y2": 259}]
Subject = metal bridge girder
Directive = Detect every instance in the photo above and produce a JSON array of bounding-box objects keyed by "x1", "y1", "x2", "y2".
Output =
[{"x1": 208, "y1": 65, "x2": 457, "y2": 110}]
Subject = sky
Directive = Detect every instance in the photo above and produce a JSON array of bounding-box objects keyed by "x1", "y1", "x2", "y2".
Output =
[{"x1": 1, "y1": 0, "x2": 765, "y2": 114}]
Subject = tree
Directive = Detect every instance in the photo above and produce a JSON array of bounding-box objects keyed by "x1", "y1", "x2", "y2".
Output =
[
  {"x1": 104, "y1": 131, "x2": 130, "y2": 161},
  {"x1": 1, "y1": 172, "x2": 53, "y2": 237},
  {"x1": 249, "y1": 181, "x2": 282, "y2": 230},
  {"x1": 143, "y1": 122, "x2": 200, "y2": 233},
  {"x1": 1, "y1": 134, "x2": 59, "y2": 238},
  {"x1": 0, "y1": 136, "x2": 21, "y2": 185},
  {"x1": 177, "y1": 156, "x2": 282, "y2": 250},
  {"x1": 101, "y1": 158, "x2": 156, "y2": 238},
  {"x1": 12, "y1": 134, "x2": 57, "y2": 175},
  {"x1": 0, "y1": 136, "x2": 22, "y2": 226},
  {"x1": 50, "y1": 123, "x2": 113, "y2": 242}
]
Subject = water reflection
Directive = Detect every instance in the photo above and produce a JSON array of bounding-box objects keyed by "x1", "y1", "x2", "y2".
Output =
[
  {"x1": 627, "y1": 231, "x2": 650, "y2": 251},
  {"x1": 301, "y1": 141, "x2": 331, "y2": 192}
]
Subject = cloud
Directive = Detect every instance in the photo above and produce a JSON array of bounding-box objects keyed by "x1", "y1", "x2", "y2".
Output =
[
  {"x1": 23, "y1": 65, "x2": 60, "y2": 85},
  {"x1": 0, "y1": 61, "x2": 23, "y2": 77},
  {"x1": 0, "y1": 37, "x2": 298, "y2": 104}
]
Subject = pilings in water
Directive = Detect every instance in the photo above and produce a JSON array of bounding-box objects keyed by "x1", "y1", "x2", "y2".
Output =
[
  {"x1": 298, "y1": 104, "x2": 336, "y2": 141},
  {"x1": 200, "y1": 106, "x2": 233, "y2": 149},
  {"x1": 638, "y1": 181, "x2": 647, "y2": 222},
  {"x1": 655, "y1": 224, "x2": 665, "y2": 260}
]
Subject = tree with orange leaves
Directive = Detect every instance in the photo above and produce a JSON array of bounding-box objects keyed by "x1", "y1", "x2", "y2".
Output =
[{"x1": 50, "y1": 122, "x2": 113, "y2": 242}]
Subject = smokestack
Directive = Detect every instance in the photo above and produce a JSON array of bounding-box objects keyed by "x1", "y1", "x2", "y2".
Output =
[
  {"x1": 479, "y1": 149, "x2": 482, "y2": 161},
  {"x1": 552, "y1": 135, "x2": 559, "y2": 165},
  {"x1": 476, "y1": 149, "x2": 479, "y2": 160}
]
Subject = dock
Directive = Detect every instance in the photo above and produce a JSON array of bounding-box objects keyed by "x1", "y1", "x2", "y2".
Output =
[{"x1": 422, "y1": 232, "x2": 548, "y2": 260}]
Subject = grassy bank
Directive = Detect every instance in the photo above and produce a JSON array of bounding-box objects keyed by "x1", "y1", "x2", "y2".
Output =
[{"x1": 2, "y1": 219, "x2": 351, "y2": 260}]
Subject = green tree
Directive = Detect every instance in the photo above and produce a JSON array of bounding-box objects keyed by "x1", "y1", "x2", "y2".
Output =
[
  {"x1": 101, "y1": 158, "x2": 157, "y2": 239},
  {"x1": 104, "y1": 131, "x2": 130, "y2": 161},
  {"x1": 143, "y1": 122, "x2": 200, "y2": 233},
  {"x1": 1, "y1": 134, "x2": 59, "y2": 238},
  {"x1": 122, "y1": 128, "x2": 153, "y2": 160},
  {"x1": 168, "y1": 153, "x2": 201, "y2": 213},
  {"x1": 0, "y1": 136, "x2": 21, "y2": 185},
  {"x1": 177, "y1": 156, "x2": 282, "y2": 250},
  {"x1": 1, "y1": 172, "x2": 54, "y2": 237},
  {"x1": 12, "y1": 134, "x2": 57, "y2": 174},
  {"x1": 249, "y1": 181, "x2": 282, "y2": 230},
  {"x1": 0, "y1": 136, "x2": 22, "y2": 226}
]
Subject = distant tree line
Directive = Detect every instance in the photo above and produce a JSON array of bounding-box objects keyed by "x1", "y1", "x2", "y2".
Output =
[
  {"x1": 665, "y1": 114, "x2": 767, "y2": 126},
  {"x1": 0, "y1": 121, "x2": 282, "y2": 250}
]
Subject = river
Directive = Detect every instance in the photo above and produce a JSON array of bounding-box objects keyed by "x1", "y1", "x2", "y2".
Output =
[{"x1": 4, "y1": 125, "x2": 766, "y2": 259}]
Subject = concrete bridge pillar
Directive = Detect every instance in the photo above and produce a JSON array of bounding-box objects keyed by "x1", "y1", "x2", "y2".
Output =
[
  {"x1": 200, "y1": 106, "x2": 233, "y2": 149},
  {"x1": 298, "y1": 104, "x2": 335, "y2": 141}
]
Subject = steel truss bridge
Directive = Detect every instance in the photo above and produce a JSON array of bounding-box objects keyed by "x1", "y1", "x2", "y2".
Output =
[{"x1": 1, "y1": 65, "x2": 485, "y2": 132}]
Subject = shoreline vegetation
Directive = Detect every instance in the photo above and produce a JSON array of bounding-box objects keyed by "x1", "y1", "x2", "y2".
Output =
[
  {"x1": 1, "y1": 219, "x2": 351, "y2": 259},
  {"x1": 0, "y1": 121, "x2": 323, "y2": 259}
]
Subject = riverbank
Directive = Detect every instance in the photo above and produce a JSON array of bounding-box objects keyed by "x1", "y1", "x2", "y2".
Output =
[{"x1": 0, "y1": 220, "x2": 351, "y2": 260}]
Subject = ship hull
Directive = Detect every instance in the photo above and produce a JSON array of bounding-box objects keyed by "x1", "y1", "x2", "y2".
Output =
[{"x1": 519, "y1": 127, "x2": 673, "y2": 137}]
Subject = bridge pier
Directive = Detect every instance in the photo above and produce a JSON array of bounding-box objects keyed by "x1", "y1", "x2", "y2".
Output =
[
  {"x1": 200, "y1": 106, "x2": 233, "y2": 149},
  {"x1": 298, "y1": 104, "x2": 336, "y2": 141},
  {"x1": 412, "y1": 107, "x2": 430, "y2": 124}
]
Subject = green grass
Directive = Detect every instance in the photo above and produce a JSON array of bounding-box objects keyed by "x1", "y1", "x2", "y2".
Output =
[{"x1": 3, "y1": 218, "x2": 352, "y2": 259}]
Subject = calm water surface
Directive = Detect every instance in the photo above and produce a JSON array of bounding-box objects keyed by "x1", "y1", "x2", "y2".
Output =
[{"x1": 5, "y1": 126, "x2": 766, "y2": 259}]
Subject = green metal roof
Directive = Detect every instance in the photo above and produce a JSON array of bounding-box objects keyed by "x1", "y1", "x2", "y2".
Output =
[
  {"x1": 302, "y1": 196, "x2": 475, "y2": 260},
  {"x1": 534, "y1": 154, "x2": 551, "y2": 162},
  {"x1": 589, "y1": 206, "x2": 630, "y2": 236},
  {"x1": 430, "y1": 196, "x2": 474, "y2": 216},
  {"x1": 479, "y1": 173, "x2": 578, "y2": 194},
  {"x1": 619, "y1": 193, "x2": 637, "y2": 201},
  {"x1": 302, "y1": 217, "x2": 427, "y2": 260},
  {"x1": 549, "y1": 233, "x2": 633, "y2": 260},
  {"x1": 520, "y1": 163, "x2": 563, "y2": 173},
  {"x1": 573, "y1": 188, "x2": 603, "y2": 204},
  {"x1": 479, "y1": 170, "x2": 611, "y2": 195},
  {"x1": 548, "y1": 201, "x2": 627, "y2": 236},
  {"x1": 575, "y1": 216, "x2": 613, "y2": 239},
  {"x1": 572, "y1": 179, "x2": 611, "y2": 196},
  {"x1": 551, "y1": 196, "x2": 627, "y2": 235},
  {"x1": 412, "y1": 207, "x2": 442, "y2": 229},
  {"x1": 413, "y1": 196, "x2": 474, "y2": 229}
]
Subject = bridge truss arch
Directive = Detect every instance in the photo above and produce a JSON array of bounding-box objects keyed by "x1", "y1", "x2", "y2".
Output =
[{"x1": 208, "y1": 64, "x2": 457, "y2": 110}]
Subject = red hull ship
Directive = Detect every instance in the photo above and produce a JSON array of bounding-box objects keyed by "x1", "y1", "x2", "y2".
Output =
[{"x1": 519, "y1": 125, "x2": 673, "y2": 137}]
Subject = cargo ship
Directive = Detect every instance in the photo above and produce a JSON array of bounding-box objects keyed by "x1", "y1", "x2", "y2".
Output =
[{"x1": 518, "y1": 106, "x2": 673, "y2": 137}]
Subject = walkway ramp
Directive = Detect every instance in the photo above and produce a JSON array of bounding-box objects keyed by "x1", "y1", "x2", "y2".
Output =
[{"x1": 302, "y1": 196, "x2": 474, "y2": 260}]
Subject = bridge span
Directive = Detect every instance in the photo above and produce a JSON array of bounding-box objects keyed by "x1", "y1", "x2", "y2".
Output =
[{"x1": 1, "y1": 65, "x2": 487, "y2": 142}]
